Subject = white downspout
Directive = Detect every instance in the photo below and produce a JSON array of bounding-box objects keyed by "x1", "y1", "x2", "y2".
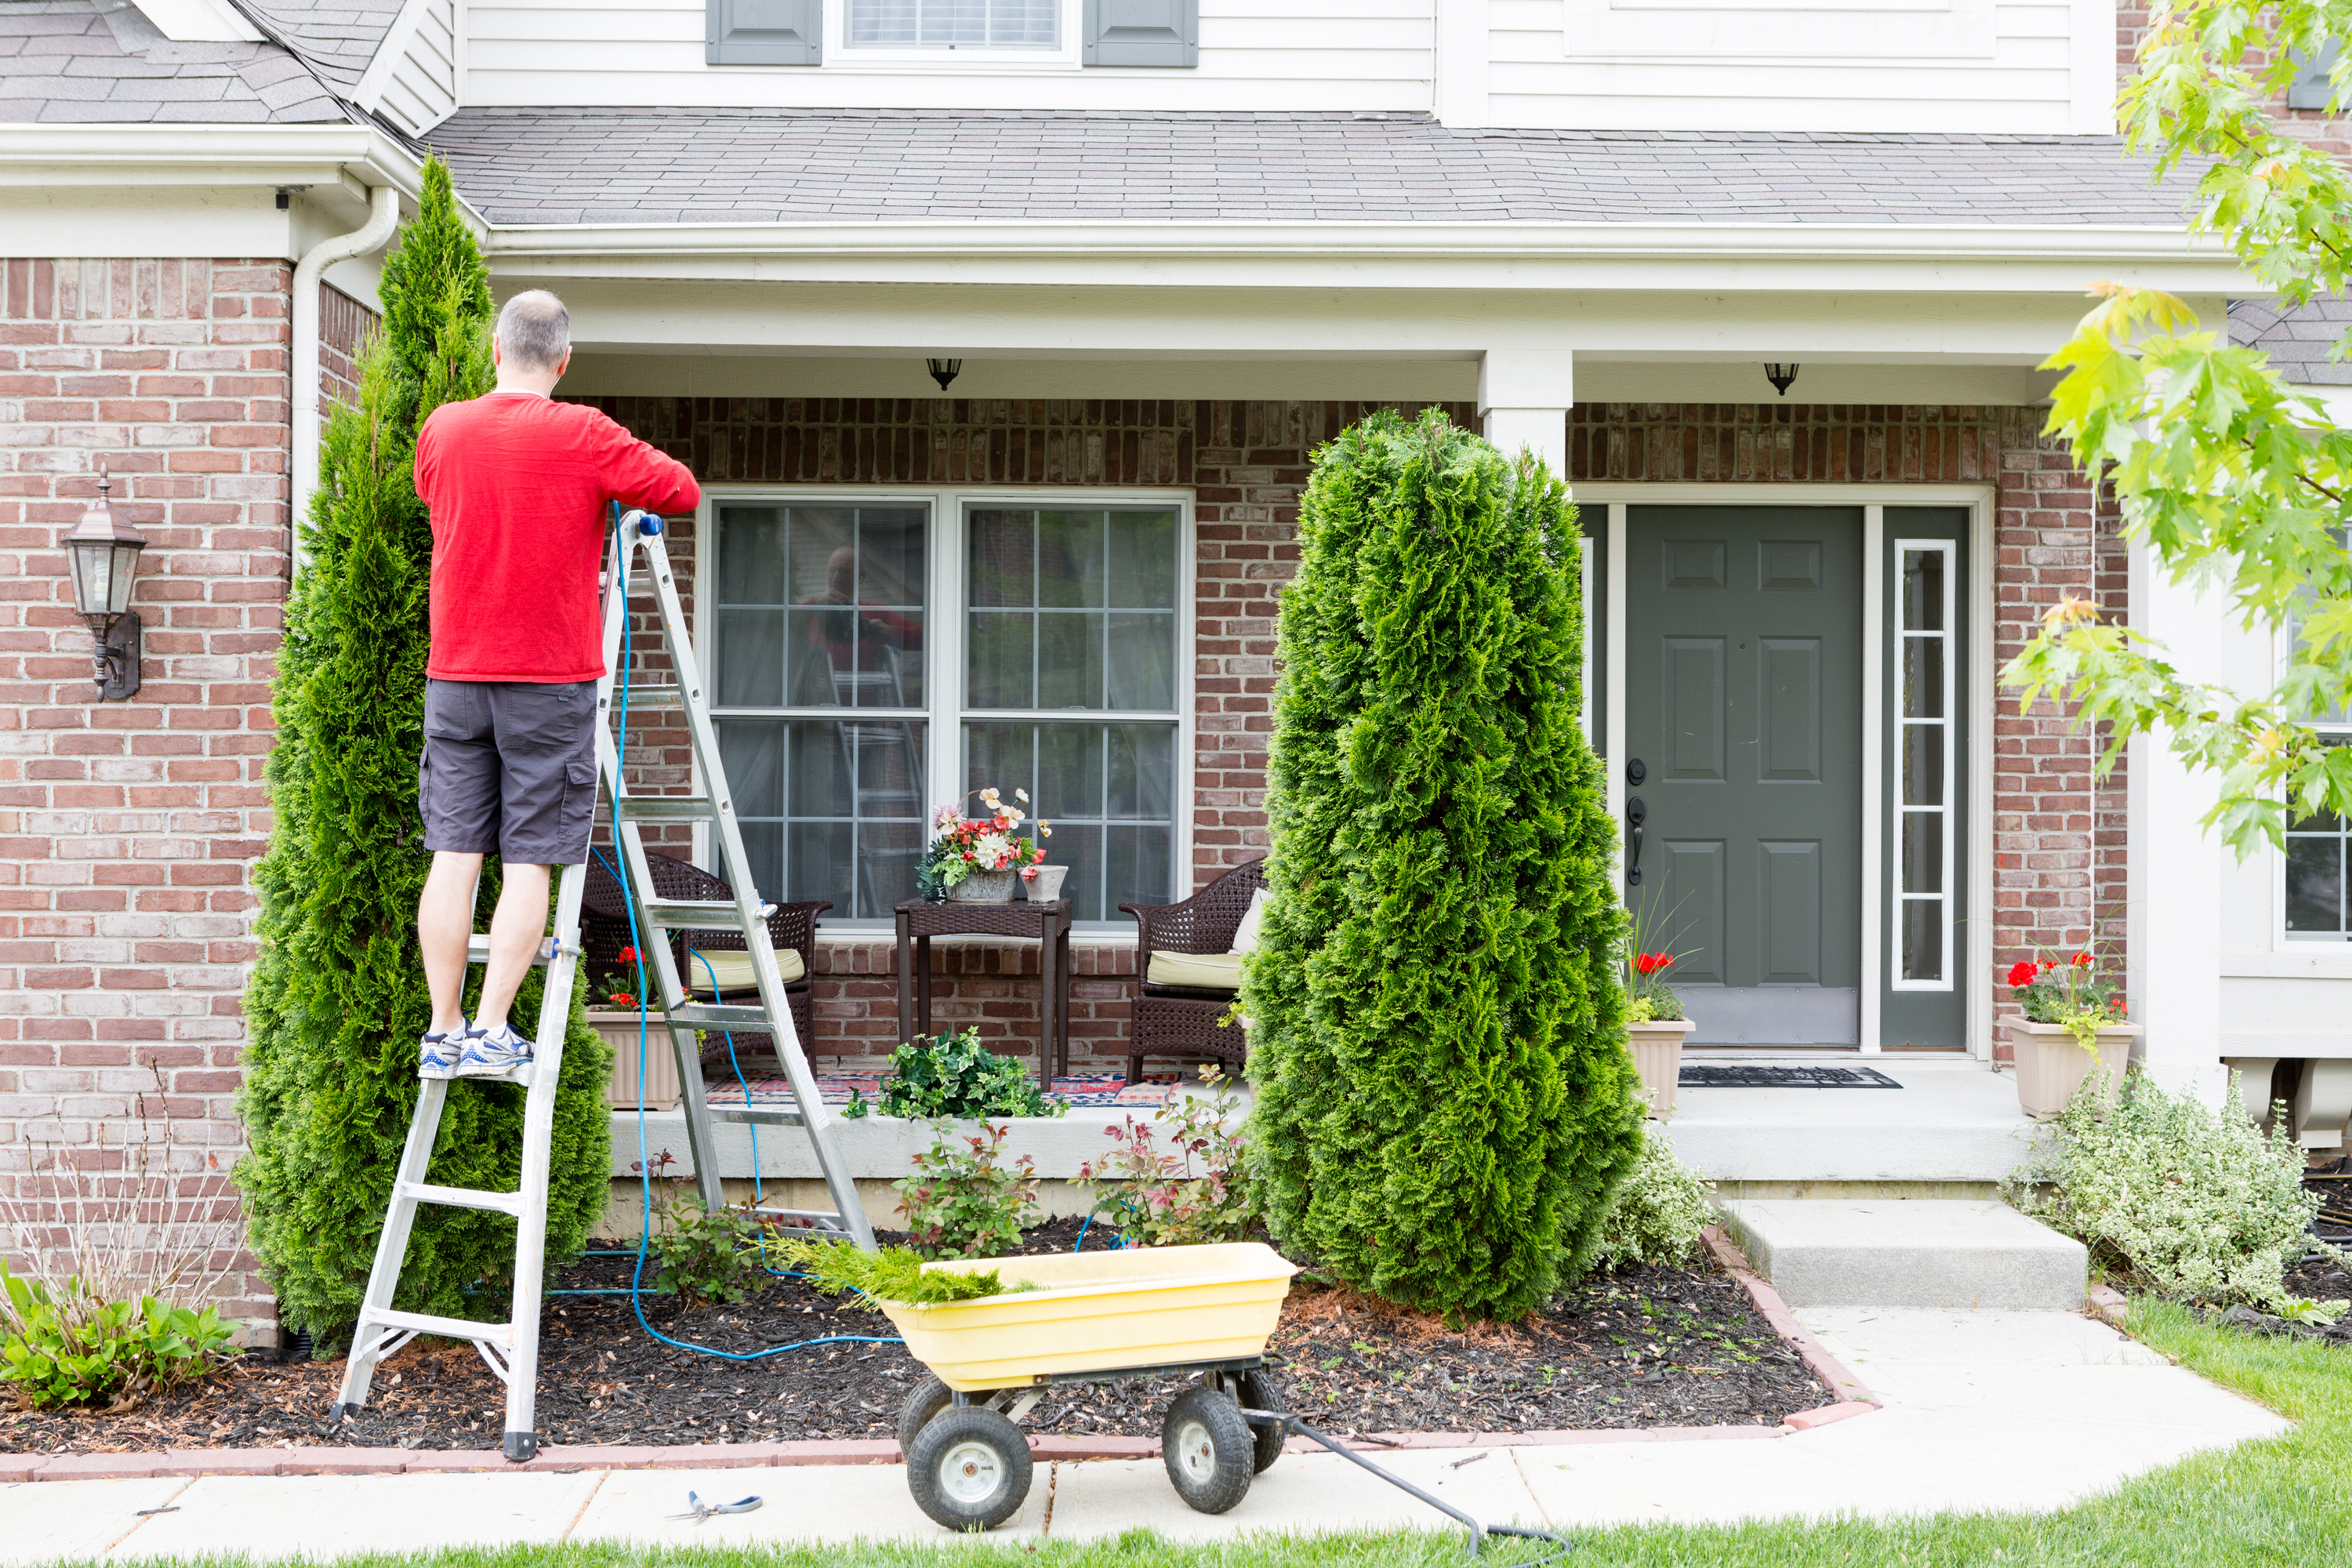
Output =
[{"x1": 290, "y1": 183, "x2": 401, "y2": 541}]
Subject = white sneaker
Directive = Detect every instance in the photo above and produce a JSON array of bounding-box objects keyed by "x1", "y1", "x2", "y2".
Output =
[
  {"x1": 419, "y1": 1018, "x2": 466, "y2": 1080},
  {"x1": 453, "y1": 1021, "x2": 535, "y2": 1078}
]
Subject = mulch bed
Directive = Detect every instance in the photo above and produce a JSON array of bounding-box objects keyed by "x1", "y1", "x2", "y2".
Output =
[{"x1": 1, "y1": 1220, "x2": 1828, "y2": 1456}]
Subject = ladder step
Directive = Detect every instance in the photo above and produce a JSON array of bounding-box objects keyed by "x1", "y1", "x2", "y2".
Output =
[
  {"x1": 751, "y1": 1207, "x2": 857, "y2": 1231},
  {"x1": 364, "y1": 1307, "x2": 515, "y2": 1348},
  {"x1": 399, "y1": 1180, "x2": 525, "y2": 1217},
  {"x1": 720, "y1": 1108, "x2": 805, "y2": 1127},
  {"x1": 618, "y1": 684, "x2": 686, "y2": 710},
  {"x1": 466, "y1": 934, "x2": 563, "y2": 967},
  {"x1": 669, "y1": 1002, "x2": 773, "y2": 1028},
  {"x1": 640, "y1": 898, "x2": 753, "y2": 930},
  {"x1": 615, "y1": 795, "x2": 721, "y2": 822}
]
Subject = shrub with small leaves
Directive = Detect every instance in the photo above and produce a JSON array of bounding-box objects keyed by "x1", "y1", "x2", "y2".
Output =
[
  {"x1": 634, "y1": 1149, "x2": 763, "y2": 1305},
  {"x1": 1585, "y1": 1123, "x2": 1715, "y2": 1274},
  {"x1": 896, "y1": 1121, "x2": 1041, "y2": 1260},
  {"x1": 2011, "y1": 1072, "x2": 2328, "y2": 1310},
  {"x1": 844, "y1": 1029, "x2": 1062, "y2": 1120},
  {"x1": 1077, "y1": 1066, "x2": 1257, "y2": 1247},
  {"x1": 0, "y1": 1263, "x2": 237, "y2": 1410}
]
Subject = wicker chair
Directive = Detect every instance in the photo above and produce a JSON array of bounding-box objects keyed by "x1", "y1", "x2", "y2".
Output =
[
  {"x1": 1119, "y1": 858, "x2": 1267, "y2": 1087},
  {"x1": 581, "y1": 850, "x2": 829, "y2": 1068}
]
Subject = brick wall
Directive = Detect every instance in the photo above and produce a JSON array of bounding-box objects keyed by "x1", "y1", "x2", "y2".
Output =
[
  {"x1": 1567, "y1": 401, "x2": 2126, "y2": 1051},
  {"x1": 0, "y1": 258, "x2": 291, "y2": 1326},
  {"x1": 579, "y1": 396, "x2": 1472, "y2": 1073},
  {"x1": 2116, "y1": 4, "x2": 2351, "y2": 156}
]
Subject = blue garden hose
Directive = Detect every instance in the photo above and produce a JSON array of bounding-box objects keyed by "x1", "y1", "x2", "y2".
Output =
[{"x1": 601, "y1": 503, "x2": 899, "y2": 1363}]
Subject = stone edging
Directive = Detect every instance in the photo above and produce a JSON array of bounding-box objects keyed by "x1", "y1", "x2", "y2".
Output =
[{"x1": 1, "y1": 1229, "x2": 1874, "y2": 1483}]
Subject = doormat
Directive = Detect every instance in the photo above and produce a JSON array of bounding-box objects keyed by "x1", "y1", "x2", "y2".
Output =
[
  {"x1": 1678, "y1": 1065, "x2": 1904, "y2": 1089},
  {"x1": 706, "y1": 1071, "x2": 1178, "y2": 1112}
]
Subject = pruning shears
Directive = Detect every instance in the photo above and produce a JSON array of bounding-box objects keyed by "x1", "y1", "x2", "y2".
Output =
[{"x1": 669, "y1": 1491, "x2": 764, "y2": 1524}]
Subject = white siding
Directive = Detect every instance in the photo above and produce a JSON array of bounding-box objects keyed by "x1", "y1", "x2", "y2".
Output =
[
  {"x1": 463, "y1": 0, "x2": 1434, "y2": 112},
  {"x1": 361, "y1": 0, "x2": 460, "y2": 135}
]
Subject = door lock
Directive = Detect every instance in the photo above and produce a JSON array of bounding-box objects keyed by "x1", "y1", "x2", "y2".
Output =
[{"x1": 1625, "y1": 797, "x2": 1646, "y2": 887}]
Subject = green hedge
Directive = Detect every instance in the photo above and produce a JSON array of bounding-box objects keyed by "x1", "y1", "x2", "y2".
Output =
[
  {"x1": 1243, "y1": 408, "x2": 1643, "y2": 1320},
  {"x1": 236, "y1": 160, "x2": 612, "y2": 1342}
]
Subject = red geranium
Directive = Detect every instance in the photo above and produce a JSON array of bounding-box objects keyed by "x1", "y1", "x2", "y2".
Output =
[
  {"x1": 2071, "y1": 951, "x2": 2093, "y2": 967},
  {"x1": 1633, "y1": 953, "x2": 1675, "y2": 977},
  {"x1": 2005, "y1": 960, "x2": 2039, "y2": 989}
]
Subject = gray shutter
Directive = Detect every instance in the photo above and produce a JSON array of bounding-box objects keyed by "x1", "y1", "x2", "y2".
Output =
[
  {"x1": 1083, "y1": 0, "x2": 1198, "y2": 67},
  {"x1": 708, "y1": 0, "x2": 821, "y2": 66},
  {"x1": 2287, "y1": 41, "x2": 2341, "y2": 111}
]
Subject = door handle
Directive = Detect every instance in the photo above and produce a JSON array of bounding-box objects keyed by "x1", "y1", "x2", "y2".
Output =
[{"x1": 1626, "y1": 796, "x2": 1646, "y2": 887}]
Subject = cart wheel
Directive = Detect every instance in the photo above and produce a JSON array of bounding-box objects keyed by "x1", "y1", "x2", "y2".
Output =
[
  {"x1": 907, "y1": 1406, "x2": 1033, "y2": 1531},
  {"x1": 1236, "y1": 1368, "x2": 1287, "y2": 1473},
  {"x1": 896, "y1": 1374, "x2": 955, "y2": 1457},
  {"x1": 1162, "y1": 1385, "x2": 1256, "y2": 1515}
]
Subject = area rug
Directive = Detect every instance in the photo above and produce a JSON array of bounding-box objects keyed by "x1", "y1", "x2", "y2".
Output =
[
  {"x1": 1679, "y1": 1065, "x2": 1904, "y2": 1089},
  {"x1": 705, "y1": 1070, "x2": 1176, "y2": 1111}
]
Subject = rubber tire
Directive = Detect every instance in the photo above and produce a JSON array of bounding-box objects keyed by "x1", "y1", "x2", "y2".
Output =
[
  {"x1": 896, "y1": 1374, "x2": 955, "y2": 1458},
  {"x1": 1162, "y1": 1384, "x2": 1257, "y2": 1515},
  {"x1": 906, "y1": 1406, "x2": 1033, "y2": 1531},
  {"x1": 1236, "y1": 1368, "x2": 1287, "y2": 1474}
]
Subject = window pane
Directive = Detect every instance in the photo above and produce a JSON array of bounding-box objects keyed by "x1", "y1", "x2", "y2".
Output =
[
  {"x1": 1902, "y1": 637, "x2": 1944, "y2": 720},
  {"x1": 718, "y1": 506, "x2": 789, "y2": 604},
  {"x1": 720, "y1": 718, "x2": 926, "y2": 920},
  {"x1": 1901, "y1": 723, "x2": 1944, "y2": 808},
  {"x1": 717, "y1": 606, "x2": 785, "y2": 707},
  {"x1": 968, "y1": 510, "x2": 1034, "y2": 608},
  {"x1": 715, "y1": 502, "x2": 928, "y2": 713},
  {"x1": 1037, "y1": 511, "x2": 1106, "y2": 609},
  {"x1": 1900, "y1": 898, "x2": 1943, "y2": 982},
  {"x1": 1106, "y1": 611, "x2": 1177, "y2": 710},
  {"x1": 966, "y1": 611, "x2": 1034, "y2": 708},
  {"x1": 1036, "y1": 612, "x2": 1102, "y2": 708},
  {"x1": 2287, "y1": 835, "x2": 2346, "y2": 933},
  {"x1": 1901, "y1": 548, "x2": 1945, "y2": 631},
  {"x1": 1901, "y1": 810, "x2": 1942, "y2": 895},
  {"x1": 1108, "y1": 510, "x2": 1178, "y2": 608}
]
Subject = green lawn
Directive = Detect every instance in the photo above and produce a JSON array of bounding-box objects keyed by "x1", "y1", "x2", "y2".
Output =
[{"x1": 49, "y1": 1301, "x2": 2352, "y2": 1567}]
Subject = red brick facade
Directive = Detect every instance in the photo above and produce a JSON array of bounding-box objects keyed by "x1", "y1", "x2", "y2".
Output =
[{"x1": 0, "y1": 258, "x2": 292, "y2": 1327}]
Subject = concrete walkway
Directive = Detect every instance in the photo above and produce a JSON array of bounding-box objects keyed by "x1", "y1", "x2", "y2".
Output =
[{"x1": 0, "y1": 1308, "x2": 2288, "y2": 1562}]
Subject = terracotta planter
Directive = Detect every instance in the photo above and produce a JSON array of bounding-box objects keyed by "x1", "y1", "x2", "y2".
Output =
[
  {"x1": 2006, "y1": 1018, "x2": 2140, "y2": 1120},
  {"x1": 1626, "y1": 1018, "x2": 1697, "y2": 1118},
  {"x1": 586, "y1": 1007, "x2": 681, "y2": 1111},
  {"x1": 947, "y1": 866, "x2": 1018, "y2": 902}
]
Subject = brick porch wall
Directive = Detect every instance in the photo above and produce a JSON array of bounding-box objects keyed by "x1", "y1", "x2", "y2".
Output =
[
  {"x1": 578, "y1": 397, "x2": 1474, "y2": 1073},
  {"x1": 1567, "y1": 402, "x2": 2128, "y2": 1052},
  {"x1": 0, "y1": 258, "x2": 292, "y2": 1327}
]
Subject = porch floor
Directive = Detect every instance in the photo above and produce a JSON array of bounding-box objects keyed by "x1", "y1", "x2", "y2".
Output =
[{"x1": 1662, "y1": 1057, "x2": 2051, "y2": 1189}]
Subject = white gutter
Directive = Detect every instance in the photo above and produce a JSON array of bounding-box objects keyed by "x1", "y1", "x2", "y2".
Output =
[{"x1": 291, "y1": 183, "x2": 400, "y2": 539}]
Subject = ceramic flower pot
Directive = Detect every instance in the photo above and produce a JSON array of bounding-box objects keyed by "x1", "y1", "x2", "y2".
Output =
[
  {"x1": 1625, "y1": 1018, "x2": 1697, "y2": 1118},
  {"x1": 586, "y1": 1007, "x2": 681, "y2": 1111},
  {"x1": 948, "y1": 866, "x2": 1019, "y2": 902},
  {"x1": 1023, "y1": 865, "x2": 1069, "y2": 902},
  {"x1": 2006, "y1": 1018, "x2": 2140, "y2": 1120}
]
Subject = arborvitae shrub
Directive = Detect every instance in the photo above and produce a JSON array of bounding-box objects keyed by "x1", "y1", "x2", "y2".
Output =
[
  {"x1": 237, "y1": 159, "x2": 612, "y2": 1342},
  {"x1": 1243, "y1": 408, "x2": 1644, "y2": 1320}
]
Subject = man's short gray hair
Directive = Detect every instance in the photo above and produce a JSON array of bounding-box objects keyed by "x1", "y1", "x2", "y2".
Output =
[{"x1": 495, "y1": 289, "x2": 570, "y2": 372}]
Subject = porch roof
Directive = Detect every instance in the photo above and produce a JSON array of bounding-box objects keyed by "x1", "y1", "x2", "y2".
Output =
[{"x1": 429, "y1": 108, "x2": 2194, "y2": 231}]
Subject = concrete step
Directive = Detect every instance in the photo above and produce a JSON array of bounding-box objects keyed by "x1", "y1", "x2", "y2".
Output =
[{"x1": 1719, "y1": 1198, "x2": 2088, "y2": 1309}]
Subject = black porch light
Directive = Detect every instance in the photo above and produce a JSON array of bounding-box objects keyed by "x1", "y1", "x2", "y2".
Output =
[
  {"x1": 62, "y1": 466, "x2": 145, "y2": 701},
  {"x1": 927, "y1": 358, "x2": 963, "y2": 391},
  {"x1": 1764, "y1": 363, "x2": 1800, "y2": 397}
]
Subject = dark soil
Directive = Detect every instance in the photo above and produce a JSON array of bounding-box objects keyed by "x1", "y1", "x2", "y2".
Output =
[{"x1": 1, "y1": 1220, "x2": 1828, "y2": 1455}]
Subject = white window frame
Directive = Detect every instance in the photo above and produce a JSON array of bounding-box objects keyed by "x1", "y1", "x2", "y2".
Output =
[
  {"x1": 693, "y1": 485, "x2": 1196, "y2": 937},
  {"x1": 829, "y1": 0, "x2": 1081, "y2": 67},
  {"x1": 1890, "y1": 536, "x2": 1956, "y2": 993},
  {"x1": 2273, "y1": 612, "x2": 2352, "y2": 944}
]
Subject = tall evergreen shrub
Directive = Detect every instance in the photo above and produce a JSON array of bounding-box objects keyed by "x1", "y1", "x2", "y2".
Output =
[
  {"x1": 238, "y1": 160, "x2": 612, "y2": 1341},
  {"x1": 1243, "y1": 408, "x2": 1643, "y2": 1320}
]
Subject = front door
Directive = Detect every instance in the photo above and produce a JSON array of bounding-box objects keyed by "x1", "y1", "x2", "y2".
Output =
[{"x1": 1624, "y1": 506, "x2": 1864, "y2": 1045}]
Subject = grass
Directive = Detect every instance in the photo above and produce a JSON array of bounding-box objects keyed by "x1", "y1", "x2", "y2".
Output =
[{"x1": 38, "y1": 1300, "x2": 2352, "y2": 1568}]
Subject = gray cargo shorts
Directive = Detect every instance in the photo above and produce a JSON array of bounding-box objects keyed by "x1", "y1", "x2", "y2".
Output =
[{"x1": 419, "y1": 678, "x2": 599, "y2": 866}]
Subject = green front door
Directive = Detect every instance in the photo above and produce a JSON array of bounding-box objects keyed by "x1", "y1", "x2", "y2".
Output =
[{"x1": 1624, "y1": 506, "x2": 1864, "y2": 1045}]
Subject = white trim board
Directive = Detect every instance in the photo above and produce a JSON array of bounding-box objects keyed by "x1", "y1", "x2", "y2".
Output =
[{"x1": 1576, "y1": 482, "x2": 1995, "y2": 1055}]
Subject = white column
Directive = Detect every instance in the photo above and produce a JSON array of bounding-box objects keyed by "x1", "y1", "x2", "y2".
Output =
[
  {"x1": 2128, "y1": 537, "x2": 2230, "y2": 1105},
  {"x1": 1478, "y1": 347, "x2": 1571, "y2": 475}
]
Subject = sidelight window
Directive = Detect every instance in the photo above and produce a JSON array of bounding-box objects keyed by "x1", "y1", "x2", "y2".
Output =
[{"x1": 1893, "y1": 540, "x2": 1955, "y2": 988}]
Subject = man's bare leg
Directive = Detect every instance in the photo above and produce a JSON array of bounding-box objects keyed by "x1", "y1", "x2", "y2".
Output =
[
  {"x1": 419, "y1": 851, "x2": 485, "y2": 1036},
  {"x1": 474, "y1": 862, "x2": 553, "y2": 1035}
]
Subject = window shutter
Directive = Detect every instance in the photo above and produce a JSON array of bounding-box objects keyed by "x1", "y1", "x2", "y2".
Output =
[
  {"x1": 2287, "y1": 42, "x2": 2341, "y2": 111},
  {"x1": 708, "y1": 0, "x2": 822, "y2": 66},
  {"x1": 1082, "y1": 0, "x2": 1198, "y2": 67}
]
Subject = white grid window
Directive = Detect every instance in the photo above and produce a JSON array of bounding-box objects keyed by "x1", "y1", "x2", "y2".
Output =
[
  {"x1": 2283, "y1": 538, "x2": 2352, "y2": 938},
  {"x1": 1893, "y1": 541, "x2": 1955, "y2": 988},
  {"x1": 848, "y1": 0, "x2": 1058, "y2": 47}
]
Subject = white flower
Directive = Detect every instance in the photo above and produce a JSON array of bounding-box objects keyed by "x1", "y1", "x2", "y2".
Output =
[
  {"x1": 1014, "y1": 789, "x2": 1029, "y2": 803},
  {"x1": 974, "y1": 832, "x2": 1014, "y2": 868},
  {"x1": 980, "y1": 787, "x2": 1000, "y2": 803}
]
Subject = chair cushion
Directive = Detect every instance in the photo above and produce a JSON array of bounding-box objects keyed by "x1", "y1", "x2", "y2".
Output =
[
  {"x1": 1147, "y1": 949, "x2": 1244, "y2": 991},
  {"x1": 681, "y1": 946, "x2": 807, "y2": 993},
  {"x1": 1230, "y1": 887, "x2": 1272, "y2": 954}
]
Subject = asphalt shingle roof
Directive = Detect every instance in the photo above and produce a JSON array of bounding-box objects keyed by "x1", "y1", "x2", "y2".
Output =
[
  {"x1": 240, "y1": 0, "x2": 402, "y2": 94},
  {"x1": 424, "y1": 108, "x2": 2200, "y2": 228},
  {"x1": 0, "y1": 0, "x2": 357, "y2": 124},
  {"x1": 2231, "y1": 296, "x2": 2352, "y2": 383}
]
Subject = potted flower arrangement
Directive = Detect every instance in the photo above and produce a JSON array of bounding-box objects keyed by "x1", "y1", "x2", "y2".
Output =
[
  {"x1": 2004, "y1": 943, "x2": 2137, "y2": 1120},
  {"x1": 919, "y1": 786, "x2": 1052, "y2": 903},
  {"x1": 585, "y1": 945, "x2": 681, "y2": 1111},
  {"x1": 1623, "y1": 922, "x2": 1697, "y2": 1118}
]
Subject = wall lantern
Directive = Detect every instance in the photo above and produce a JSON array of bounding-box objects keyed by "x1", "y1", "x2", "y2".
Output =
[
  {"x1": 927, "y1": 358, "x2": 963, "y2": 391},
  {"x1": 1764, "y1": 363, "x2": 1800, "y2": 397},
  {"x1": 62, "y1": 466, "x2": 145, "y2": 701}
]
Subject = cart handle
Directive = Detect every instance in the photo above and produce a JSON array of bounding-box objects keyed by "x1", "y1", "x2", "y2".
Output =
[{"x1": 1237, "y1": 1407, "x2": 1571, "y2": 1564}]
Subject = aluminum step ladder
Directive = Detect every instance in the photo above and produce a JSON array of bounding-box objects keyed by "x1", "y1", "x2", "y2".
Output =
[{"x1": 330, "y1": 507, "x2": 874, "y2": 1463}]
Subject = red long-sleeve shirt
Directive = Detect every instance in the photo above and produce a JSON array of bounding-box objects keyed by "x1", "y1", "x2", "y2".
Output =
[{"x1": 416, "y1": 392, "x2": 700, "y2": 682}]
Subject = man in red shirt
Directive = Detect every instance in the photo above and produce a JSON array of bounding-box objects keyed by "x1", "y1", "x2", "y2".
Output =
[{"x1": 412, "y1": 289, "x2": 700, "y2": 1079}]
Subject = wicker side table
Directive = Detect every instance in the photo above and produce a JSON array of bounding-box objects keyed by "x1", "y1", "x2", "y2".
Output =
[{"x1": 894, "y1": 898, "x2": 1075, "y2": 1084}]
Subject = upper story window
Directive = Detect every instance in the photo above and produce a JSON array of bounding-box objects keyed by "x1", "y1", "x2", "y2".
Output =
[{"x1": 850, "y1": 0, "x2": 1058, "y2": 49}]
